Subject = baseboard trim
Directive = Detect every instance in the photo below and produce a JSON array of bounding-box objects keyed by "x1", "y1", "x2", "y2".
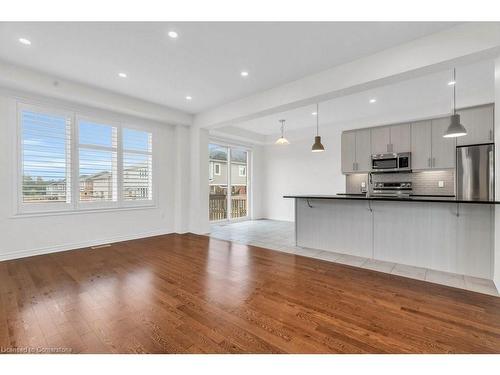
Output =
[{"x1": 0, "y1": 229, "x2": 173, "y2": 262}]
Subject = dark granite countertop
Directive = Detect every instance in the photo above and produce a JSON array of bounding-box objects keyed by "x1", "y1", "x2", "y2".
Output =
[{"x1": 283, "y1": 194, "x2": 500, "y2": 204}]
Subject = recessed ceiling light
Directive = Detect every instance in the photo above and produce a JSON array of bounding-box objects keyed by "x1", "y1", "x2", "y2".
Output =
[
  {"x1": 448, "y1": 80, "x2": 456, "y2": 86},
  {"x1": 185, "y1": 95, "x2": 192, "y2": 101},
  {"x1": 118, "y1": 72, "x2": 127, "y2": 78},
  {"x1": 18, "y1": 38, "x2": 31, "y2": 45},
  {"x1": 369, "y1": 98, "x2": 377, "y2": 103},
  {"x1": 240, "y1": 71, "x2": 249, "y2": 77},
  {"x1": 168, "y1": 31, "x2": 178, "y2": 39},
  {"x1": 311, "y1": 112, "x2": 317, "y2": 116}
]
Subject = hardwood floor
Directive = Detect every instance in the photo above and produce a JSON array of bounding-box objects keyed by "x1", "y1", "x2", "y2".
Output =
[{"x1": 1, "y1": 233, "x2": 499, "y2": 353}]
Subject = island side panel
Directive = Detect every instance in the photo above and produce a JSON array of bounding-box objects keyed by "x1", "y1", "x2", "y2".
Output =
[
  {"x1": 372, "y1": 201, "x2": 458, "y2": 273},
  {"x1": 295, "y1": 198, "x2": 373, "y2": 258},
  {"x1": 372, "y1": 201, "x2": 493, "y2": 279},
  {"x1": 456, "y1": 204, "x2": 494, "y2": 279}
]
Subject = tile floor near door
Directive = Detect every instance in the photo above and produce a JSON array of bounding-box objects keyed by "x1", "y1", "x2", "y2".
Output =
[{"x1": 210, "y1": 219, "x2": 499, "y2": 296}]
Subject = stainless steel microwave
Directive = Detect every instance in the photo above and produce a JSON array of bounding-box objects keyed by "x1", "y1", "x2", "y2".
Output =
[{"x1": 371, "y1": 152, "x2": 411, "y2": 172}]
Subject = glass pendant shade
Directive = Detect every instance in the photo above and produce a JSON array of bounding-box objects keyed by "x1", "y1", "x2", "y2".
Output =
[
  {"x1": 275, "y1": 119, "x2": 289, "y2": 145},
  {"x1": 275, "y1": 137, "x2": 290, "y2": 145},
  {"x1": 311, "y1": 136, "x2": 325, "y2": 152},
  {"x1": 443, "y1": 114, "x2": 467, "y2": 138}
]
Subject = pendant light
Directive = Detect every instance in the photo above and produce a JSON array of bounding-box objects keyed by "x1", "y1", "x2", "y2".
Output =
[
  {"x1": 443, "y1": 68, "x2": 467, "y2": 138},
  {"x1": 311, "y1": 103, "x2": 325, "y2": 152},
  {"x1": 275, "y1": 119, "x2": 290, "y2": 145}
]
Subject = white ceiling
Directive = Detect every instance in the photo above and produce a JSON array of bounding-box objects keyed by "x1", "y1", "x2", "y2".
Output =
[
  {"x1": 232, "y1": 59, "x2": 494, "y2": 136},
  {"x1": 0, "y1": 22, "x2": 461, "y2": 114}
]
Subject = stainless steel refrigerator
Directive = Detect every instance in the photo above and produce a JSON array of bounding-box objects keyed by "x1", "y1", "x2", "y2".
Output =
[{"x1": 456, "y1": 144, "x2": 495, "y2": 201}]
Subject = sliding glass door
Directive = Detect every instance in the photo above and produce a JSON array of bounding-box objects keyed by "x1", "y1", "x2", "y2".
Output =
[{"x1": 209, "y1": 143, "x2": 249, "y2": 222}]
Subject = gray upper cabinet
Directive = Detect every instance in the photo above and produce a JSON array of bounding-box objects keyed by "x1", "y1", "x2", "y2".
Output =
[
  {"x1": 411, "y1": 118, "x2": 455, "y2": 170},
  {"x1": 341, "y1": 131, "x2": 356, "y2": 173},
  {"x1": 431, "y1": 117, "x2": 456, "y2": 169},
  {"x1": 456, "y1": 105, "x2": 494, "y2": 146},
  {"x1": 371, "y1": 124, "x2": 410, "y2": 154},
  {"x1": 390, "y1": 123, "x2": 411, "y2": 153},
  {"x1": 342, "y1": 105, "x2": 487, "y2": 174},
  {"x1": 341, "y1": 129, "x2": 371, "y2": 174},
  {"x1": 370, "y1": 127, "x2": 390, "y2": 154},
  {"x1": 411, "y1": 120, "x2": 432, "y2": 170},
  {"x1": 355, "y1": 129, "x2": 371, "y2": 172}
]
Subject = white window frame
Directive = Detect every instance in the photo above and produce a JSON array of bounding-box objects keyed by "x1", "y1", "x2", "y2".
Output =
[
  {"x1": 214, "y1": 163, "x2": 221, "y2": 176},
  {"x1": 16, "y1": 101, "x2": 157, "y2": 215},
  {"x1": 238, "y1": 165, "x2": 246, "y2": 177}
]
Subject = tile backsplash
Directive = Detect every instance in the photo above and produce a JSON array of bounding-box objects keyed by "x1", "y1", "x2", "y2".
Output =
[
  {"x1": 346, "y1": 169, "x2": 455, "y2": 196},
  {"x1": 346, "y1": 174, "x2": 368, "y2": 194}
]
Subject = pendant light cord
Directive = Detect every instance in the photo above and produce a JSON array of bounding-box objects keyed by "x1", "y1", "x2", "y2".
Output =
[
  {"x1": 453, "y1": 68, "x2": 456, "y2": 115},
  {"x1": 316, "y1": 103, "x2": 319, "y2": 136}
]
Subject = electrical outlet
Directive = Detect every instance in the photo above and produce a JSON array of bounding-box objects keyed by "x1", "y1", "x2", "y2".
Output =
[
  {"x1": 361, "y1": 182, "x2": 366, "y2": 188},
  {"x1": 438, "y1": 181, "x2": 444, "y2": 188}
]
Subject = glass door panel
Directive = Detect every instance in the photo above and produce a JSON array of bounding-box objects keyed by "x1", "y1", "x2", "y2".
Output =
[
  {"x1": 209, "y1": 144, "x2": 228, "y2": 221},
  {"x1": 230, "y1": 149, "x2": 248, "y2": 219}
]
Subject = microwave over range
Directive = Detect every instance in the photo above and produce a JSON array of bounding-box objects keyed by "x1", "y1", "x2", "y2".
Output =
[{"x1": 371, "y1": 152, "x2": 411, "y2": 173}]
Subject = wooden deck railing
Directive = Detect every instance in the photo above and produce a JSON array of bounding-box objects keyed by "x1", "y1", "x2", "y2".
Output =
[{"x1": 209, "y1": 194, "x2": 247, "y2": 221}]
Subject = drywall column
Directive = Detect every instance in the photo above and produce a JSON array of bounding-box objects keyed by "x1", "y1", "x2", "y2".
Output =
[
  {"x1": 250, "y1": 144, "x2": 266, "y2": 220},
  {"x1": 189, "y1": 126, "x2": 210, "y2": 234},
  {"x1": 494, "y1": 56, "x2": 500, "y2": 290},
  {"x1": 174, "y1": 125, "x2": 190, "y2": 233}
]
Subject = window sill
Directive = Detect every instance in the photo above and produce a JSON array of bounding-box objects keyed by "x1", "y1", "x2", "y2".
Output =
[{"x1": 11, "y1": 204, "x2": 158, "y2": 219}]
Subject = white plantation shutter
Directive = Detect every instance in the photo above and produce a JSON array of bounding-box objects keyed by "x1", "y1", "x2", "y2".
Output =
[
  {"x1": 18, "y1": 104, "x2": 155, "y2": 213},
  {"x1": 21, "y1": 109, "x2": 72, "y2": 205},
  {"x1": 78, "y1": 120, "x2": 118, "y2": 203},
  {"x1": 123, "y1": 128, "x2": 153, "y2": 201}
]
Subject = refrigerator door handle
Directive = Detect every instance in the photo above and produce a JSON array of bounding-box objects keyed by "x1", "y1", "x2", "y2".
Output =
[{"x1": 489, "y1": 149, "x2": 495, "y2": 200}]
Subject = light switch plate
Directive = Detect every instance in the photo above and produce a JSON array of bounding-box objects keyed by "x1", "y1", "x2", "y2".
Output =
[{"x1": 438, "y1": 181, "x2": 444, "y2": 188}]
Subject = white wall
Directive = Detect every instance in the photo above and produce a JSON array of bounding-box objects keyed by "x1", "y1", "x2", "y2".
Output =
[
  {"x1": 494, "y1": 56, "x2": 500, "y2": 290},
  {"x1": 189, "y1": 126, "x2": 210, "y2": 234},
  {"x1": 0, "y1": 90, "x2": 182, "y2": 261},
  {"x1": 262, "y1": 126, "x2": 344, "y2": 221},
  {"x1": 250, "y1": 144, "x2": 266, "y2": 220}
]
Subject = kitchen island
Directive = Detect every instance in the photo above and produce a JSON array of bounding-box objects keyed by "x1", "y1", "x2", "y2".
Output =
[{"x1": 284, "y1": 194, "x2": 498, "y2": 279}]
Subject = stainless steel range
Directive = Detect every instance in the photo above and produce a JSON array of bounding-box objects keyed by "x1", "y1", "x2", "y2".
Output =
[{"x1": 371, "y1": 181, "x2": 413, "y2": 198}]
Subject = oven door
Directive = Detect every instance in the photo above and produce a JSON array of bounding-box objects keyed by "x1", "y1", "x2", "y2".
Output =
[{"x1": 371, "y1": 157, "x2": 398, "y2": 171}]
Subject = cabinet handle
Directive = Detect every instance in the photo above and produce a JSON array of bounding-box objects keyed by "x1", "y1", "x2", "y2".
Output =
[
  {"x1": 353, "y1": 162, "x2": 356, "y2": 171},
  {"x1": 432, "y1": 157, "x2": 436, "y2": 168},
  {"x1": 428, "y1": 158, "x2": 431, "y2": 168}
]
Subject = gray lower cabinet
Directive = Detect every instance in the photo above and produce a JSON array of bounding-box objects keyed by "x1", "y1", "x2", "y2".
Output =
[
  {"x1": 411, "y1": 120, "x2": 432, "y2": 169},
  {"x1": 341, "y1": 131, "x2": 356, "y2": 173},
  {"x1": 355, "y1": 129, "x2": 371, "y2": 172},
  {"x1": 456, "y1": 104, "x2": 494, "y2": 146},
  {"x1": 431, "y1": 117, "x2": 456, "y2": 169}
]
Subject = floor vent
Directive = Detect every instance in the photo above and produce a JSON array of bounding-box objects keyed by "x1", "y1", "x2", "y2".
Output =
[{"x1": 90, "y1": 244, "x2": 112, "y2": 249}]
